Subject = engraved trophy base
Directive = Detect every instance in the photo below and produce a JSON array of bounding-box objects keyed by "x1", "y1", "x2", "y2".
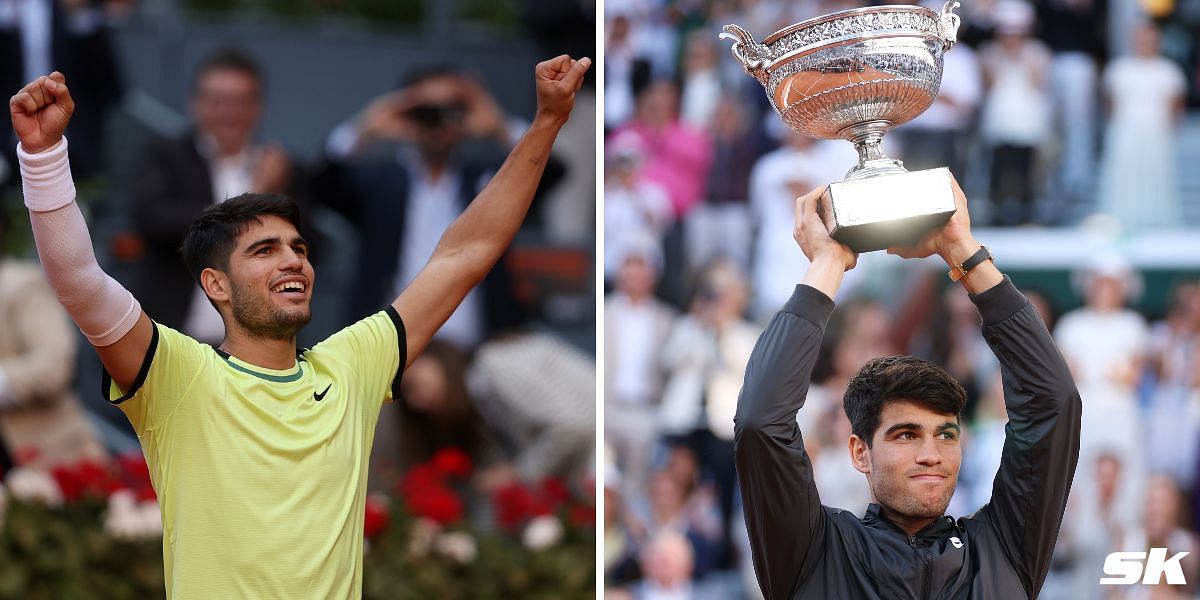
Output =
[{"x1": 827, "y1": 167, "x2": 956, "y2": 253}]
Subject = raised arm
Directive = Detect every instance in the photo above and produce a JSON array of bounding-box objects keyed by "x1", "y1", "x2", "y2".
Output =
[
  {"x1": 391, "y1": 55, "x2": 590, "y2": 367},
  {"x1": 9, "y1": 73, "x2": 154, "y2": 391},
  {"x1": 888, "y1": 177, "x2": 1080, "y2": 595},
  {"x1": 735, "y1": 189, "x2": 855, "y2": 600}
]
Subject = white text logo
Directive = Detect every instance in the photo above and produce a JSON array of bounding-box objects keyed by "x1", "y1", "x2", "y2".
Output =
[{"x1": 1099, "y1": 549, "x2": 1189, "y2": 585}]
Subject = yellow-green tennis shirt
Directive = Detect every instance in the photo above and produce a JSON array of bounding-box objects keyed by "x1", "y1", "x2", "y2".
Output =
[{"x1": 105, "y1": 309, "x2": 405, "y2": 599}]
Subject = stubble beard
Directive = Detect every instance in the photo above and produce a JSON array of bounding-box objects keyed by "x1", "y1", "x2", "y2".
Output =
[
  {"x1": 230, "y1": 281, "x2": 311, "y2": 341},
  {"x1": 872, "y1": 468, "x2": 956, "y2": 522}
]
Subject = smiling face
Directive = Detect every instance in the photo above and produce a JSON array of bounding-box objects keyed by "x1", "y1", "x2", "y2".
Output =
[
  {"x1": 850, "y1": 399, "x2": 962, "y2": 525},
  {"x1": 203, "y1": 215, "x2": 314, "y2": 340}
]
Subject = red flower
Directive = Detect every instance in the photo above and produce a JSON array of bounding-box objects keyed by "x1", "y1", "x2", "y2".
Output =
[
  {"x1": 538, "y1": 477, "x2": 571, "y2": 509},
  {"x1": 398, "y1": 464, "x2": 443, "y2": 497},
  {"x1": 430, "y1": 447, "x2": 472, "y2": 478},
  {"x1": 364, "y1": 495, "x2": 390, "y2": 538},
  {"x1": 407, "y1": 486, "x2": 463, "y2": 525},
  {"x1": 568, "y1": 505, "x2": 596, "y2": 528},
  {"x1": 493, "y1": 483, "x2": 550, "y2": 528}
]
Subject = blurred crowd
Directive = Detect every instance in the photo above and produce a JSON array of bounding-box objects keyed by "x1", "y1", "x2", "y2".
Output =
[
  {"x1": 0, "y1": 0, "x2": 596, "y2": 533},
  {"x1": 602, "y1": 0, "x2": 1200, "y2": 598}
]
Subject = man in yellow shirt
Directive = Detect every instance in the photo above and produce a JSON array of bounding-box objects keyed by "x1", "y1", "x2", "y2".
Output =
[{"x1": 9, "y1": 54, "x2": 590, "y2": 598}]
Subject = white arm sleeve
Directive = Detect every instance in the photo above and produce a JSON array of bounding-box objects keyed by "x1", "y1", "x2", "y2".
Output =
[{"x1": 19, "y1": 138, "x2": 142, "y2": 346}]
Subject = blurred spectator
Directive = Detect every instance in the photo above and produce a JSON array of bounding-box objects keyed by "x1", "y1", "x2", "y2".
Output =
[
  {"x1": 605, "y1": 9, "x2": 652, "y2": 131},
  {"x1": 1052, "y1": 451, "x2": 1126, "y2": 600},
  {"x1": 1122, "y1": 475, "x2": 1199, "y2": 597},
  {"x1": 610, "y1": 80, "x2": 712, "y2": 219},
  {"x1": 896, "y1": 5, "x2": 983, "y2": 178},
  {"x1": 659, "y1": 260, "x2": 759, "y2": 534},
  {"x1": 747, "y1": 131, "x2": 859, "y2": 320},
  {"x1": 978, "y1": 0, "x2": 1053, "y2": 225},
  {"x1": 603, "y1": 133, "x2": 673, "y2": 283},
  {"x1": 1038, "y1": 0, "x2": 1107, "y2": 206},
  {"x1": 320, "y1": 65, "x2": 559, "y2": 349},
  {"x1": 605, "y1": 237, "x2": 676, "y2": 495},
  {"x1": 1145, "y1": 282, "x2": 1200, "y2": 486},
  {"x1": 385, "y1": 340, "x2": 507, "y2": 487},
  {"x1": 610, "y1": 78, "x2": 712, "y2": 304},
  {"x1": 468, "y1": 330, "x2": 594, "y2": 483},
  {"x1": 680, "y1": 30, "x2": 722, "y2": 130},
  {"x1": 628, "y1": 470, "x2": 723, "y2": 580},
  {"x1": 1096, "y1": 22, "x2": 1186, "y2": 230},
  {"x1": 686, "y1": 95, "x2": 772, "y2": 273},
  {"x1": 605, "y1": 458, "x2": 639, "y2": 584},
  {"x1": 0, "y1": 211, "x2": 107, "y2": 470},
  {"x1": 1056, "y1": 252, "x2": 1149, "y2": 530},
  {"x1": 0, "y1": 0, "x2": 124, "y2": 187},
  {"x1": 130, "y1": 47, "x2": 299, "y2": 344},
  {"x1": 629, "y1": 531, "x2": 700, "y2": 599}
]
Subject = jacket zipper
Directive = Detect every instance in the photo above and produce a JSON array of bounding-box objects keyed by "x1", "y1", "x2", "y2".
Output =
[{"x1": 910, "y1": 535, "x2": 932, "y2": 599}]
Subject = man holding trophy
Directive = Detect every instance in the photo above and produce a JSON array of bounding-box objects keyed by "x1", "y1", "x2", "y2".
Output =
[{"x1": 725, "y1": 2, "x2": 1081, "y2": 598}]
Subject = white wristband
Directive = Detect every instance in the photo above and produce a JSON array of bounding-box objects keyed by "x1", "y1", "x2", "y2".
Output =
[{"x1": 17, "y1": 137, "x2": 76, "y2": 213}]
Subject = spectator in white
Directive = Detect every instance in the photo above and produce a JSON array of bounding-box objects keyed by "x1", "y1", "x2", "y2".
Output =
[
  {"x1": 659, "y1": 259, "x2": 760, "y2": 551},
  {"x1": 604, "y1": 235, "x2": 676, "y2": 495},
  {"x1": 1053, "y1": 451, "x2": 1126, "y2": 600},
  {"x1": 747, "y1": 130, "x2": 861, "y2": 321},
  {"x1": 679, "y1": 30, "x2": 722, "y2": 130},
  {"x1": 0, "y1": 210, "x2": 107, "y2": 469},
  {"x1": 894, "y1": 0, "x2": 983, "y2": 177},
  {"x1": 1097, "y1": 21, "x2": 1186, "y2": 230},
  {"x1": 604, "y1": 6, "x2": 651, "y2": 130},
  {"x1": 468, "y1": 330, "x2": 595, "y2": 482},
  {"x1": 978, "y1": 0, "x2": 1052, "y2": 225},
  {"x1": 1145, "y1": 282, "x2": 1200, "y2": 487},
  {"x1": 603, "y1": 132, "x2": 673, "y2": 283},
  {"x1": 1055, "y1": 251, "x2": 1148, "y2": 531}
]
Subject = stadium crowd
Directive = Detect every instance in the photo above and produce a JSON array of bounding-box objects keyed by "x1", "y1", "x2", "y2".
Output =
[{"x1": 602, "y1": 0, "x2": 1200, "y2": 598}]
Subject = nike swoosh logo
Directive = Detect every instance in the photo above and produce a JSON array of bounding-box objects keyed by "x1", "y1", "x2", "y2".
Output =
[{"x1": 314, "y1": 384, "x2": 331, "y2": 402}]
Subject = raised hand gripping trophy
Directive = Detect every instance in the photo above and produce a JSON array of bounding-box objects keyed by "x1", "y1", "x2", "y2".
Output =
[{"x1": 722, "y1": 1, "x2": 963, "y2": 252}]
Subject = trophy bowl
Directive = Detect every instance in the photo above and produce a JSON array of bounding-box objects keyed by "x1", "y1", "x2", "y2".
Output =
[{"x1": 722, "y1": 2, "x2": 963, "y2": 252}]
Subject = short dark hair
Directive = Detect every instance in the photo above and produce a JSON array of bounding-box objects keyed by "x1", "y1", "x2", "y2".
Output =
[
  {"x1": 399, "y1": 64, "x2": 463, "y2": 89},
  {"x1": 193, "y1": 47, "x2": 263, "y2": 92},
  {"x1": 843, "y1": 355, "x2": 966, "y2": 446},
  {"x1": 180, "y1": 193, "x2": 301, "y2": 284}
]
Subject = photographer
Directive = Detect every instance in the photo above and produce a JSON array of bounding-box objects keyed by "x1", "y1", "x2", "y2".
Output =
[{"x1": 318, "y1": 66, "x2": 565, "y2": 346}]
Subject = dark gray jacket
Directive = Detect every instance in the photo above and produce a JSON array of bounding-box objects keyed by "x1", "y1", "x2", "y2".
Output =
[{"x1": 735, "y1": 277, "x2": 1081, "y2": 599}]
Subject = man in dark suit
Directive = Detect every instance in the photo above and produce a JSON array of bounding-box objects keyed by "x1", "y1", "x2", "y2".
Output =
[
  {"x1": 0, "y1": 0, "x2": 122, "y2": 189},
  {"x1": 317, "y1": 66, "x2": 564, "y2": 350},
  {"x1": 130, "y1": 47, "x2": 297, "y2": 343}
]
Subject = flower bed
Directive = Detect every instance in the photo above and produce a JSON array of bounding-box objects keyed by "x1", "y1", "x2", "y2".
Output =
[{"x1": 0, "y1": 448, "x2": 594, "y2": 599}]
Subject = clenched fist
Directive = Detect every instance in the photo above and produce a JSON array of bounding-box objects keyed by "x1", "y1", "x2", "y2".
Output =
[
  {"x1": 533, "y1": 55, "x2": 591, "y2": 126},
  {"x1": 10, "y1": 71, "x2": 75, "y2": 154}
]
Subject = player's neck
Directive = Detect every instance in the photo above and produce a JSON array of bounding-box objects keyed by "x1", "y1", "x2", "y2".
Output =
[
  {"x1": 879, "y1": 504, "x2": 940, "y2": 539},
  {"x1": 219, "y1": 332, "x2": 298, "y2": 371}
]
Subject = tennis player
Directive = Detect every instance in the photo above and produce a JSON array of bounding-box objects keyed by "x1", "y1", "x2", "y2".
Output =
[
  {"x1": 736, "y1": 184, "x2": 1081, "y2": 598},
  {"x1": 9, "y1": 55, "x2": 589, "y2": 598}
]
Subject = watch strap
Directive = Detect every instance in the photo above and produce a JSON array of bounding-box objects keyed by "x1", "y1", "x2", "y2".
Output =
[{"x1": 948, "y1": 245, "x2": 992, "y2": 282}]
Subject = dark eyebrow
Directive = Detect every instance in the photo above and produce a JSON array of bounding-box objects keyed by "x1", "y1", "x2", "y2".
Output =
[
  {"x1": 290, "y1": 236, "x2": 309, "y2": 252},
  {"x1": 244, "y1": 237, "x2": 281, "y2": 254},
  {"x1": 936, "y1": 422, "x2": 961, "y2": 434},
  {"x1": 884, "y1": 422, "x2": 923, "y2": 437}
]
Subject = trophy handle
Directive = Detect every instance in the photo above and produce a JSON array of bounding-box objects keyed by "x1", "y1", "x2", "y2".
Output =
[
  {"x1": 938, "y1": 1, "x2": 962, "y2": 52},
  {"x1": 720, "y1": 24, "x2": 770, "y2": 84}
]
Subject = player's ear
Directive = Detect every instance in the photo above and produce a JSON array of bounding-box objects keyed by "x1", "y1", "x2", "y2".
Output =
[
  {"x1": 201, "y1": 268, "x2": 231, "y2": 304},
  {"x1": 848, "y1": 434, "x2": 871, "y2": 474}
]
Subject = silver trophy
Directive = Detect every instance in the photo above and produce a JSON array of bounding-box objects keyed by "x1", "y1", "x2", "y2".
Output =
[{"x1": 722, "y1": 1, "x2": 962, "y2": 252}]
